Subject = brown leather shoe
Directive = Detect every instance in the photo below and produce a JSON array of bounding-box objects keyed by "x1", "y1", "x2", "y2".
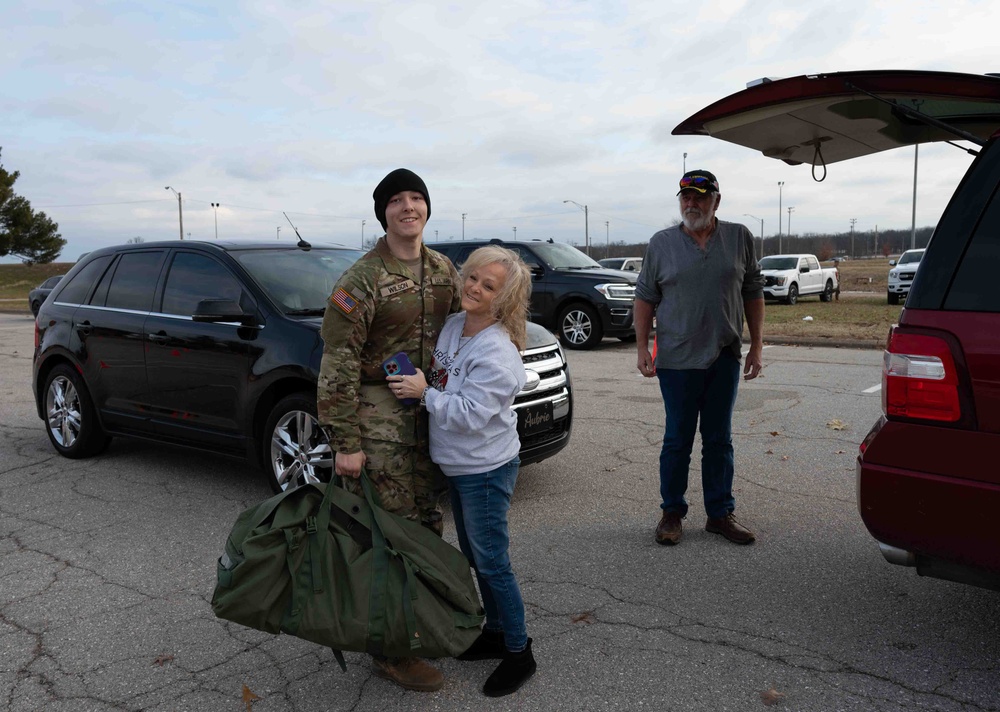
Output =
[
  {"x1": 705, "y1": 513, "x2": 756, "y2": 545},
  {"x1": 655, "y1": 510, "x2": 683, "y2": 545},
  {"x1": 372, "y1": 656, "x2": 444, "y2": 692}
]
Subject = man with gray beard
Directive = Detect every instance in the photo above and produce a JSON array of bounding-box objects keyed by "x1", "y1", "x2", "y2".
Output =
[{"x1": 634, "y1": 170, "x2": 764, "y2": 547}]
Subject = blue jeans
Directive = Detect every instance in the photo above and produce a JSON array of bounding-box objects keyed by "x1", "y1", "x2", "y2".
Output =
[
  {"x1": 448, "y1": 458, "x2": 527, "y2": 653},
  {"x1": 656, "y1": 349, "x2": 740, "y2": 519}
]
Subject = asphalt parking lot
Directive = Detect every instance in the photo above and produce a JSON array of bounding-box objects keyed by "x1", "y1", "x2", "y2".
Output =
[{"x1": 3, "y1": 312, "x2": 999, "y2": 712}]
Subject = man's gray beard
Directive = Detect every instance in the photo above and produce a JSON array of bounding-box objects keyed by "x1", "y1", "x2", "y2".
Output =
[{"x1": 682, "y1": 211, "x2": 713, "y2": 232}]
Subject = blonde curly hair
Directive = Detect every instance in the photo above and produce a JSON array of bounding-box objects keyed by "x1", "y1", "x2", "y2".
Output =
[{"x1": 460, "y1": 245, "x2": 532, "y2": 350}]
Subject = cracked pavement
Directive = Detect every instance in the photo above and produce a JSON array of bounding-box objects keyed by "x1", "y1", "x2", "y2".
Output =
[{"x1": 2, "y1": 312, "x2": 999, "y2": 711}]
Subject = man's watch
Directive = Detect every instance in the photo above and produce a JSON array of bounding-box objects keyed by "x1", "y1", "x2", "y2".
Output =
[{"x1": 419, "y1": 386, "x2": 429, "y2": 408}]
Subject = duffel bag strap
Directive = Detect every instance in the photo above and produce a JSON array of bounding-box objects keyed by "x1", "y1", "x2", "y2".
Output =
[{"x1": 360, "y1": 470, "x2": 391, "y2": 656}]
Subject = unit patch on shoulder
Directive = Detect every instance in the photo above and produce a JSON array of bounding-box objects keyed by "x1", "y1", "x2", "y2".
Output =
[{"x1": 331, "y1": 287, "x2": 359, "y2": 314}]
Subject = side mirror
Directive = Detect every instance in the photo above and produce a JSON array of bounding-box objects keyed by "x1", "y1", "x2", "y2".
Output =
[
  {"x1": 192, "y1": 299, "x2": 255, "y2": 325},
  {"x1": 889, "y1": 260, "x2": 897, "y2": 266}
]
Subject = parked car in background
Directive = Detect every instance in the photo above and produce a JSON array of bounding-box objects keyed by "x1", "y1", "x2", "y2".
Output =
[
  {"x1": 758, "y1": 254, "x2": 838, "y2": 304},
  {"x1": 887, "y1": 248, "x2": 925, "y2": 305},
  {"x1": 28, "y1": 275, "x2": 64, "y2": 315},
  {"x1": 32, "y1": 240, "x2": 573, "y2": 493},
  {"x1": 674, "y1": 69, "x2": 1000, "y2": 590},
  {"x1": 428, "y1": 238, "x2": 636, "y2": 349},
  {"x1": 598, "y1": 256, "x2": 643, "y2": 273}
]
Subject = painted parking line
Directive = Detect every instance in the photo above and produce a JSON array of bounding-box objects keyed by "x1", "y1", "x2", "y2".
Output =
[{"x1": 863, "y1": 384, "x2": 881, "y2": 393}]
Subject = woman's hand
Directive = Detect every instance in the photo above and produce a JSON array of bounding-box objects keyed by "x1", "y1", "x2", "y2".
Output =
[{"x1": 387, "y1": 368, "x2": 428, "y2": 400}]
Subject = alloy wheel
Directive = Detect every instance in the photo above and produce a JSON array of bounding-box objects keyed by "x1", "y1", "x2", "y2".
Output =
[
  {"x1": 46, "y1": 375, "x2": 82, "y2": 449},
  {"x1": 269, "y1": 409, "x2": 333, "y2": 492}
]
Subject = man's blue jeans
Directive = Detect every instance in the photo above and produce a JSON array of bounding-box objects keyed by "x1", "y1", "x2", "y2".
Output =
[
  {"x1": 656, "y1": 349, "x2": 740, "y2": 519},
  {"x1": 448, "y1": 458, "x2": 527, "y2": 653}
]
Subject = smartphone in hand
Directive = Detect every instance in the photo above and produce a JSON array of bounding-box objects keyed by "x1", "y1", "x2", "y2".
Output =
[{"x1": 382, "y1": 352, "x2": 418, "y2": 404}]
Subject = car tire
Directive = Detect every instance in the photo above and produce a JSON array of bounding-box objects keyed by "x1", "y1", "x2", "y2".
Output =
[
  {"x1": 43, "y1": 364, "x2": 111, "y2": 459},
  {"x1": 263, "y1": 392, "x2": 333, "y2": 493},
  {"x1": 558, "y1": 302, "x2": 603, "y2": 350},
  {"x1": 31, "y1": 300, "x2": 42, "y2": 316},
  {"x1": 887, "y1": 292, "x2": 899, "y2": 305},
  {"x1": 820, "y1": 280, "x2": 833, "y2": 302},
  {"x1": 785, "y1": 283, "x2": 799, "y2": 305}
]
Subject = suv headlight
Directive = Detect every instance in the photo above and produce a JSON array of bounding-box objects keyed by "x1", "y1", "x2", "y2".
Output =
[
  {"x1": 594, "y1": 283, "x2": 635, "y2": 301},
  {"x1": 775, "y1": 276, "x2": 786, "y2": 286},
  {"x1": 889, "y1": 270, "x2": 898, "y2": 279}
]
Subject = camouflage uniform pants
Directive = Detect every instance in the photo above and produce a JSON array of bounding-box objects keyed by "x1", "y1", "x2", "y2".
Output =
[{"x1": 342, "y1": 438, "x2": 448, "y2": 536}]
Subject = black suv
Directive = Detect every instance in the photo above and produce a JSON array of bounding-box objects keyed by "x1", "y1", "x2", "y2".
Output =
[
  {"x1": 427, "y1": 239, "x2": 637, "y2": 349},
  {"x1": 32, "y1": 240, "x2": 573, "y2": 492}
]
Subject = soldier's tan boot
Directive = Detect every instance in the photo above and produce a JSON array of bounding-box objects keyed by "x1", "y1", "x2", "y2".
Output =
[{"x1": 371, "y1": 656, "x2": 444, "y2": 692}]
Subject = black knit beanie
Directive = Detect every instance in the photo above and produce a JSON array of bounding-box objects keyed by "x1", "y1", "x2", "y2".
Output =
[{"x1": 372, "y1": 168, "x2": 431, "y2": 230}]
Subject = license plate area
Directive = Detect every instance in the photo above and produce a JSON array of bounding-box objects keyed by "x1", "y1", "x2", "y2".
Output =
[{"x1": 517, "y1": 401, "x2": 554, "y2": 437}]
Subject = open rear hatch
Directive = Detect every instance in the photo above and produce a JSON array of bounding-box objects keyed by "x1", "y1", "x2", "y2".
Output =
[{"x1": 672, "y1": 70, "x2": 1000, "y2": 169}]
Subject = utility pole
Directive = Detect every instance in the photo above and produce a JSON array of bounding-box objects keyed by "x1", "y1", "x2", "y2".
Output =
[
  {"x1": 211, "y1": 202, "x2": 220, "y2": 239},
  {"x1": 512, "y1": 226, "x2": 517, "y2": 241},
  {"x1": 849, "y1": 218, "x2": 857, "y2": 258},
  {"x1": 605, "y1": 221, "x2": 609, "y2": 257},
  {"x1": 777, "y1": 182, "x2": 784, "y2": 254},
  {"x1": 165, "y1": 186, "x2": 183, "y2": 240},
  {"x1": 461, "y1": 213, "x2": 467, "y2": 241},
  {"x1": 911, "y1": 145, "x2": 919, "y2": 249},
  {"x1": 277, "y1": 226, "x2": 281, "y2": 239},
  {"x1": 361, "y1": 220, "x2": 366, "y2": 248}
]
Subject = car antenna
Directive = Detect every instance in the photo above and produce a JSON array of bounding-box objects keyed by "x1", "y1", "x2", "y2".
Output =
[{"x1": 283, "y1": 212, "x2": 312, "y2": 250}]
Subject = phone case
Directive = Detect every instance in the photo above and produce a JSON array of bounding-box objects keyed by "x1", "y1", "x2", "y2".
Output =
[{"x1": 382, "y1": 352, "x2": 418, "y2": 404}]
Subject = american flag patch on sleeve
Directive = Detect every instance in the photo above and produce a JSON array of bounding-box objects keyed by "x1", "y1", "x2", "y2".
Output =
[{"x1": 331, "y1": 288, "x2": 359, "y2": 314}]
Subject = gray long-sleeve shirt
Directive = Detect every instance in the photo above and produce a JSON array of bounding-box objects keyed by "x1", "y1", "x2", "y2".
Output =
[{"x1": 635, "y1": 219, "x2": 763, "y2": 370}]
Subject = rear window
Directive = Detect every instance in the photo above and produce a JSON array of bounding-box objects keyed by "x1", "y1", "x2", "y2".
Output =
[
  {"x1": 54, "y1": 255, "x2": 113, "y2": 305},
  {"x1": 102, "y1": 252, "x2": 165, "y2": 311},
  {"x1": 944, "y1": 189, "x2": 1000, "y2": 312}
]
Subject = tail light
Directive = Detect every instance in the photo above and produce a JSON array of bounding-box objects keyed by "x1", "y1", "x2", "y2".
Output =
[{"x1": 882, "y1": 330, "x2": 961, "y2": 422}]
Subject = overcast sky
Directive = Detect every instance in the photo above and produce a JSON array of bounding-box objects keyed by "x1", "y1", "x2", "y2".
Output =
[{"x1": 3, "y1": 0, "x2": 998, "y2": 262}]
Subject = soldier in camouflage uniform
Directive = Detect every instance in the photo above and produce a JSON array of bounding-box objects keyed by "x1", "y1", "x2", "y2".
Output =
[{"x1": 317, "y1": 168, "x2": 461, "y2": 692}]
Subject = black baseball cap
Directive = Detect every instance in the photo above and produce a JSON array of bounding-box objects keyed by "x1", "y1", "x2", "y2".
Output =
[{"x1": 677, "y1": 170, "x2": 720, "y2": 195}]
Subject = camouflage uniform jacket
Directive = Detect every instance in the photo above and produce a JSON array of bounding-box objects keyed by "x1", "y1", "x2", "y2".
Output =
[{"x1": 318, "y1": 236, "x2": 461, "y2": 453}]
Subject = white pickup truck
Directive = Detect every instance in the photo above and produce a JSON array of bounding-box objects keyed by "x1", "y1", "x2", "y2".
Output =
[{"x1": 758, "y1": 254, "x2": 839, "y2": 305}]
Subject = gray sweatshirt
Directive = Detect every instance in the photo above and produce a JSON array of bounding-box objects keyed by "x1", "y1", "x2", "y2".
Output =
[{"x1": 424, "y1": 313, "x2": 526, "y2": 476}]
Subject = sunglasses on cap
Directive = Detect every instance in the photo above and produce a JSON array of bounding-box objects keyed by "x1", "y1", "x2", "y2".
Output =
[{"x1": 678, "y1": 175, "x2": 718, "y2": 192}]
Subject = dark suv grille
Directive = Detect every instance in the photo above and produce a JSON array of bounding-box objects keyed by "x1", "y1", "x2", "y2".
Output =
[{"x1": 514, "y1": 341, "x2": 571, "y2": 448}]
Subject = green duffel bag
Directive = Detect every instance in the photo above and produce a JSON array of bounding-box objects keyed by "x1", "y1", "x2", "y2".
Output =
[{"x1": 211, "y1": 471, "x2": 484, "y2": 668}]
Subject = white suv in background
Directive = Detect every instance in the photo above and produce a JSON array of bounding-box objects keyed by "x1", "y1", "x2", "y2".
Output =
[{"x1": 887, "y1": 248, "x2": 925, "y2": 305}]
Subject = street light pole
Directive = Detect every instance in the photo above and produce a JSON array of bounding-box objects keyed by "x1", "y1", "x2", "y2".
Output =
[
  {"x1": 563, "y1": 200, "x2": 589, "y2": 255},
  {"x1": 605, "y1": 220, "x2": 609, "y2": 257},
  {"x1": 361, "y1": 220, "x2": 366, "y2": 248},
  {"x1": 744, "y1": 214, "x2": 763, "y2": 259},
  {"x1": 683, "y1": 152, "x2": 687, "y2": 172},
  {"x1": 777, "y1": 181, "x2": 784, "y2": 254},
  {"x1": 211, "y1": 202, "x2": 220, "y2": 239},
  {"x1": 165, "y1": 186, "x2": 183, "y2": 240},
  {"x1": 911, "y1": 145, "x2": 919, "y2": 249},
  {"x1": 787, "y1": 206, "x2": 795, "y2": 238},
  {"x1": 849, "y1": 218, "x2": 857, "y2": 258},
  {"x1": 461, "y1": 213, "x2": 467, "y2": 241},
  {"x1": 512, "y1": 226, "x2": 517, "y2": 241},
  {"x1": 277, "y1": 226, "x2": 281, "y2": 239}
]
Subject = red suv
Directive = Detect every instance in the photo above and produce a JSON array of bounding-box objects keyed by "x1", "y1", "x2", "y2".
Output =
[{"x1": 674, "y1": 70, "x2": 1000, "y2": 590}]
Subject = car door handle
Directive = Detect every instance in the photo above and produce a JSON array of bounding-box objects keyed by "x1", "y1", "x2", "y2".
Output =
[
  {"x1": 77, "y1": 321, "x2": 93, "y2": 336},
  {"x1": 147, "y1": 332, "x2": 170, "y2": 344}
]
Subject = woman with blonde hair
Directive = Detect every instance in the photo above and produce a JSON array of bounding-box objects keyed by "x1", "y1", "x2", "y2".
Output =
[{"x1": 388, "y1": 245, "x2": 536, "y2": 697}]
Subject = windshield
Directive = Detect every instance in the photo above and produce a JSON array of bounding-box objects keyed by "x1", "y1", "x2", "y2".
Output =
[
  {"x1": 233, "y1": 247, "x2": 365, "y2": 314},
  {"x1": 899, "y1": 251, "x2": 924, "y2": 265},
  {"x1": 530, "y1": 242, "x2": 602, "y2": 269},
  {"x1": 759, "y1": 257, "x2": 798, "y2": 270},
  {"x1": 599, "y1": 259, "x2": 624, "y2": 269}
]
